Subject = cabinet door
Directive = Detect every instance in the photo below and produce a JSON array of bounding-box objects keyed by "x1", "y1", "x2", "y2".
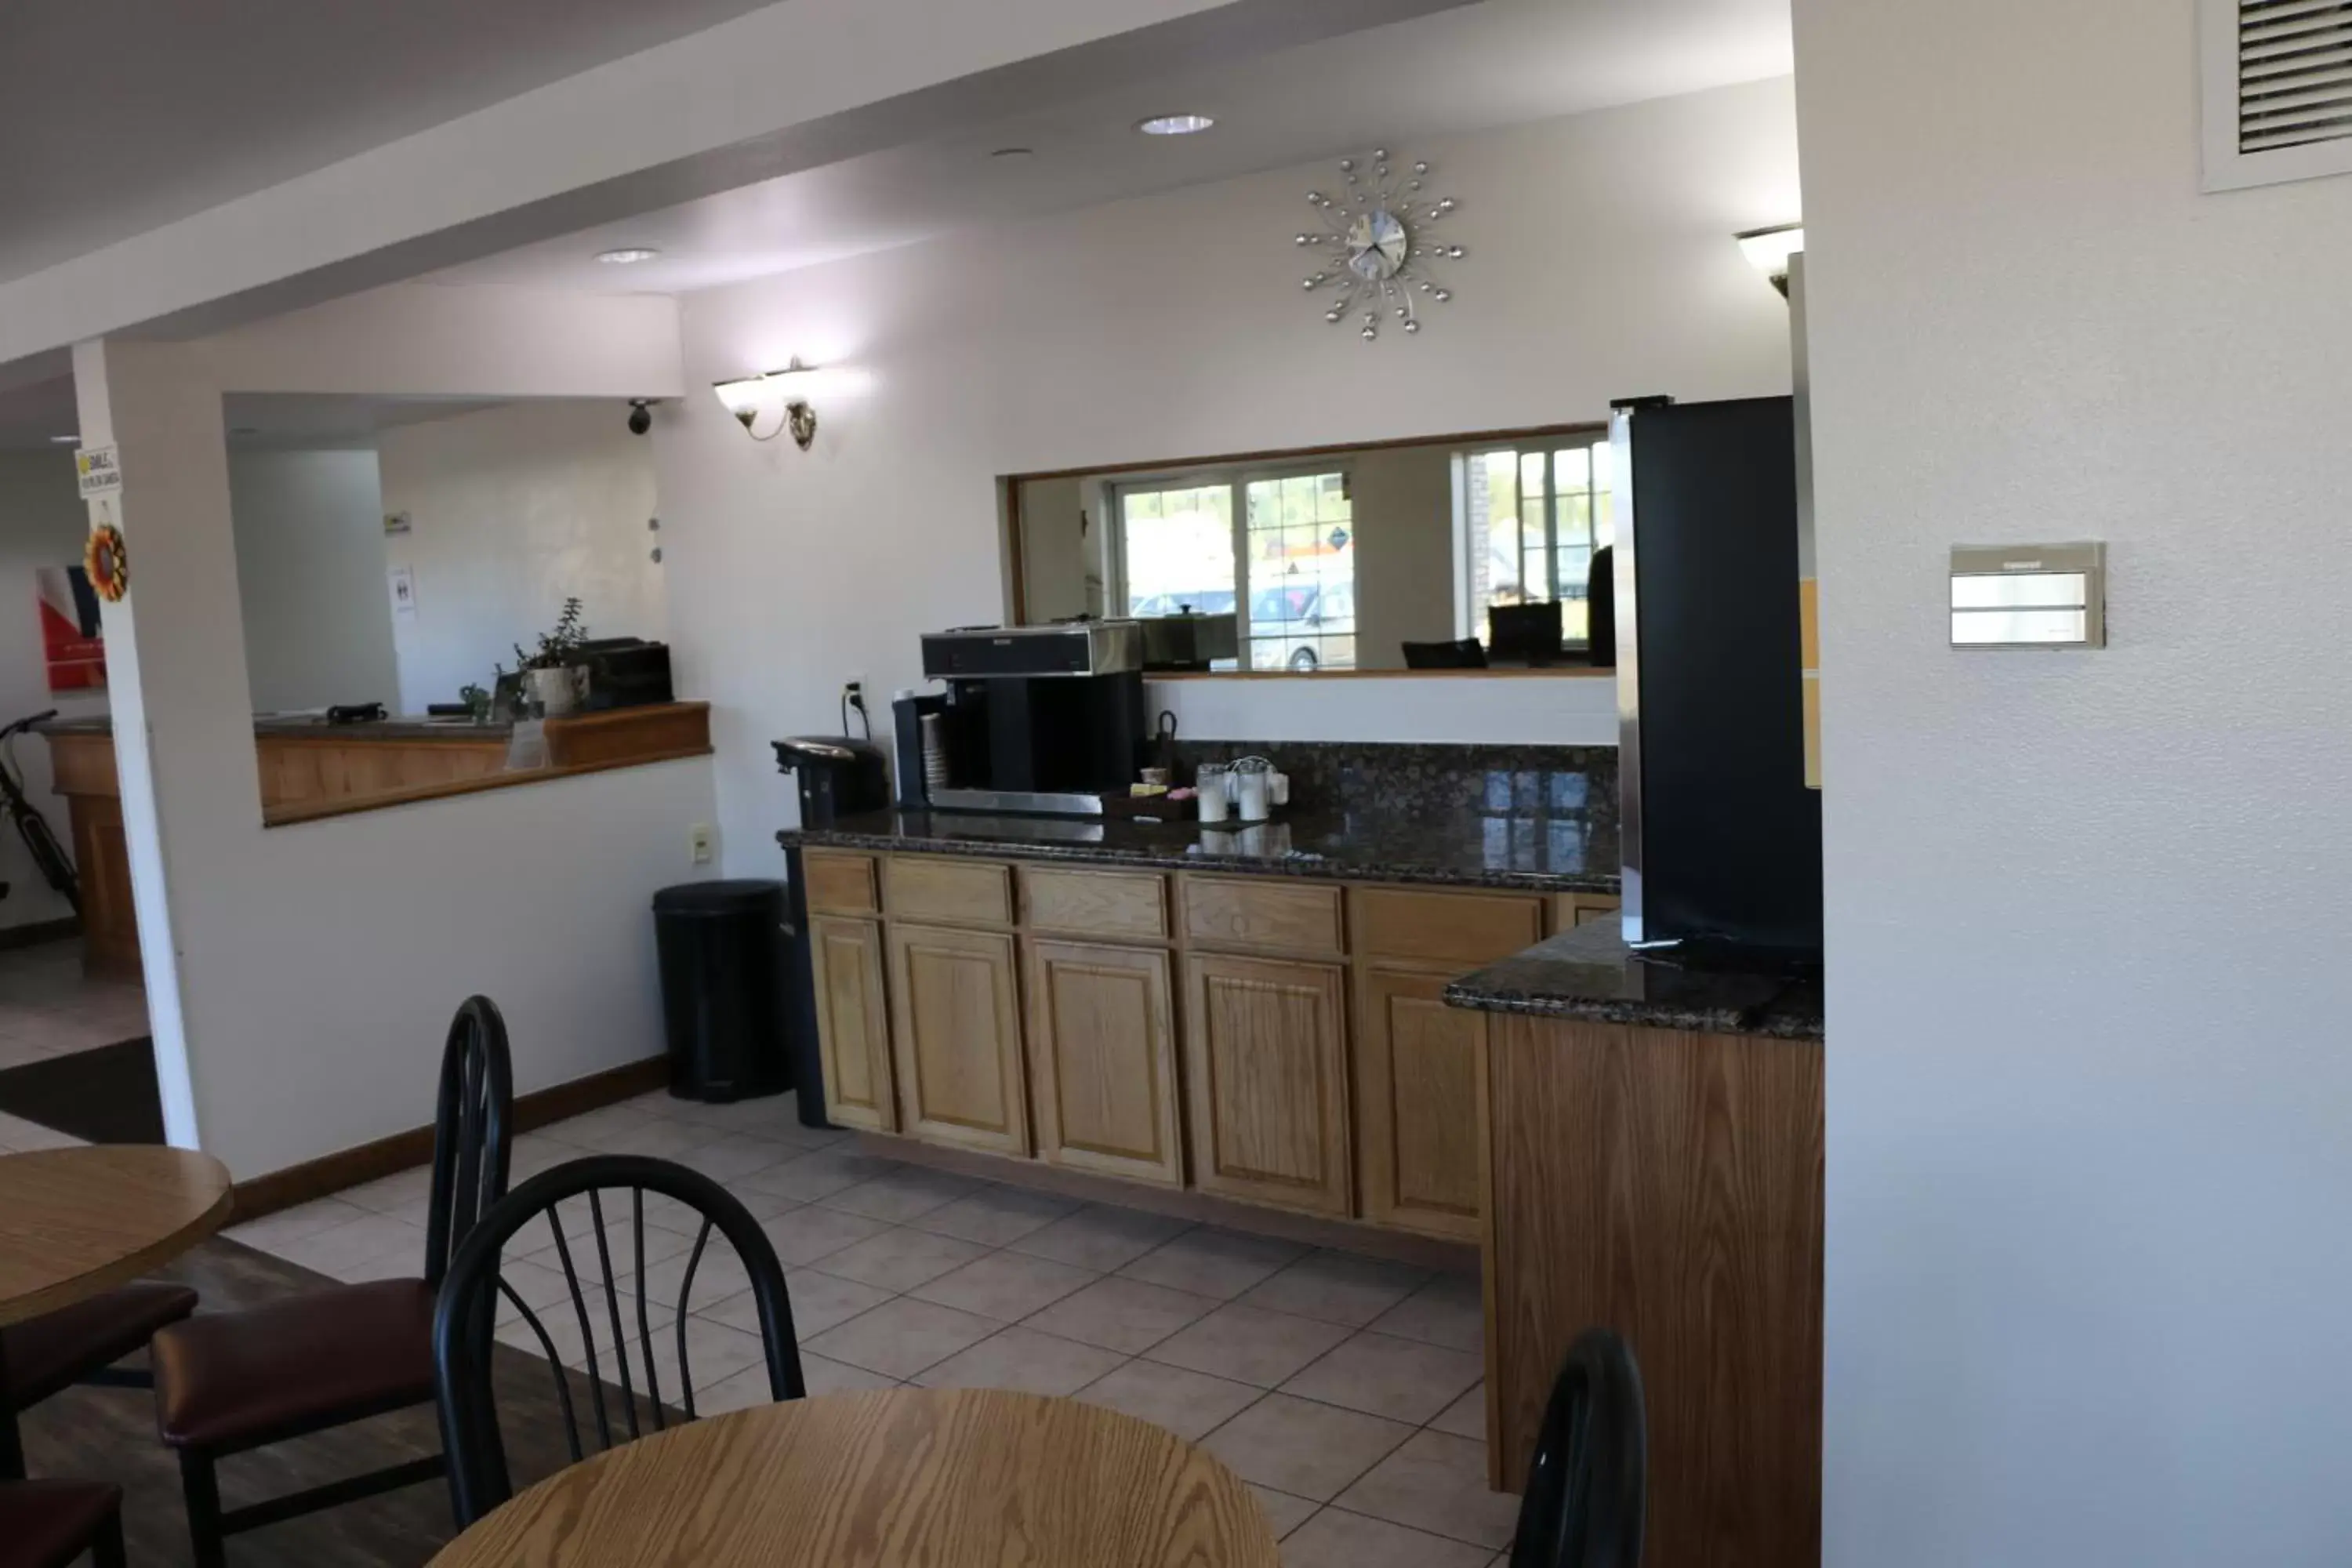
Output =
[
  {"x1": 1027, "y1": 942, "x2": 1182, "y2": 1187},
  {"x1": 810, "y1": 916, "x2": 895, "y2": 1132},
  {"x1": 71, "y1": 797, "x2": 142, "y2": 980},
  {"x1": 888, "y1": 924, "x2": 1029, "y2": 1156},
  {"x1": 1181, "y1": 953, "x2": 1351, "y2": 1216},
  {"x1": 1355, "y1": 965, "x2": 1485, "y2": 1239}
]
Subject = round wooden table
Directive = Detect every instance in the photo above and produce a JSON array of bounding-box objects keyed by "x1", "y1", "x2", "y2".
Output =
[
  {"x1": 0, "y1": 1145, "x2": 233, "y2": 1477},
  {"x1": 429, "y1": 1386, "x2": 1282, "y2": 1567}
]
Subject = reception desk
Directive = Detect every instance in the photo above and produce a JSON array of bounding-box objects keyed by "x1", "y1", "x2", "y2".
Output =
[{"x1": 38, "y1": 702, "x2": 710, "y2": 976}]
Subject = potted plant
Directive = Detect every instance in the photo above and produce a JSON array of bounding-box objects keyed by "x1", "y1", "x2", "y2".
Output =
[{"x1": 507, "y1": 597, "x2": 590, "y2": 718}]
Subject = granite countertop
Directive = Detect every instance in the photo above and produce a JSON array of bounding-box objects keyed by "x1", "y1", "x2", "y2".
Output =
[
  {"x1": 1445, "y1": 916, "x2": 1823, "y2": 1040},
  {"x1": 781, "y1": 804, "x2": 1619, "y2": 895},
  {"x1": 36, "y1": 713, "x2": 514, "y2": 742}
]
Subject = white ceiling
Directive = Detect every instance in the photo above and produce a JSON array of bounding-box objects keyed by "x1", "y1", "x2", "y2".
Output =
[
  {"x1": 0, "y1": 0, "x2": 784, "y2": 286},
  {"x1": 433, "y1": 0, "x2": 1792, "y2": 296},
  {"x1": 0, "y1": 385, "x2": 518, "y2": 454}
]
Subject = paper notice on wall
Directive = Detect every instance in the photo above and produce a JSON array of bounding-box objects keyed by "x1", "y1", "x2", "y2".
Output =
[
  {"x1": 34, "y1": 566, "x2": 104, "y2": 694},
  {"x1": 389, "y1": 565, "x2": 417, "y2": 619},
  {"x1": 74, "y1": 444, "x2": 122, "y2": 502}
]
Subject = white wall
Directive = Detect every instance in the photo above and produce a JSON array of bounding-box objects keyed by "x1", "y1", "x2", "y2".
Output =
[
  {"x1": 377, "y1": 401, "x2": 666, "y2": 713},
  {"x1": 0, "y1": 452, "x2": 103, "y2": 931},
  {"x1": 74, "y1": 285, "x2": 704, "y2": 1178},
  {"x1": 658, "y1": 79, "x2": 1798, "y2": 869},
  {"x1": 1347, "y1": 442, "x2": 1457, "y2": 662},
  {"x1": 1795, "y1": 1, "x2": 2352, "y2": 1560},
  {"x1": 1147, "y1": 673, "x2": 1615, "y2": 747},
  {"x1": 227, "y1": 449, "x2": 401, "y2": 713}
]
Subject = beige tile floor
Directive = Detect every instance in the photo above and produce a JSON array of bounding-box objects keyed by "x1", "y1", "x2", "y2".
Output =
[
  {"x1": 228, "y1": 1087, "x2": 1521, "y2": 1565},
  {"x1": 0, "y1": 938, "x2": 151, "y2": 1068}
]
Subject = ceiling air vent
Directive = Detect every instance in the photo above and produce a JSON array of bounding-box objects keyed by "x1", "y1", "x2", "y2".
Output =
[{"x1": 2203, "y1": 0, "x2": 2352, "y2": 190}]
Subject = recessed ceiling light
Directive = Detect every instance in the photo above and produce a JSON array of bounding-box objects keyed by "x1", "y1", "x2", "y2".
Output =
[
  {"x1": 992, "y1": 147, "x2": 1036, "y2": 160},
  {"x1": 49, "y1": 434, "x2": 78, "y2": 445},
  {"x1": 596, "y1": 247, "x2": 662, "y2": 265},
  {"x1": 1136, "y1": 113, "x2": 1215, "y2": 136}
]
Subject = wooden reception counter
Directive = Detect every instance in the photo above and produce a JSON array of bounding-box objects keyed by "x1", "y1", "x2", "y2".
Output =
[
  {"x1": 38, "y1": 702, "x2": 710, "y2": 975},
  {"x1": 1446, "y1": 920, "x2": 1824, "y2": 1568}
]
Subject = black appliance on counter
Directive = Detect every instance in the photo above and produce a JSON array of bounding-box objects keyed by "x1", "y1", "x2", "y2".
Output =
[
  {"x1": 1611, "y1": 394, "x2": 1821, "y2": 952},
  {"x1": 914, "y1": 622, "x2": 1145, "y2": 815},
  {"x1": 577, "y1": 638, "x2": 676, "y2": 710},
  {"x1": 772, "y1": 736, "x2": 888, "y2": 827},
  {"x1": 891, "y1": 689, "x2": 948, "y2": 809}
]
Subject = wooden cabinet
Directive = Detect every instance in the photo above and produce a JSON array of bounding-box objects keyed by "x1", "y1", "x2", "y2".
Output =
[
  {"x1": 1353, "y1": 966, "x2": 1486, "y2": 1239},
  {"x1": 803, "y1": 851, "x2": 880, "y2": 916},
  {"x1": 1557, "y1": 891, "x2": 1621, "y2": 930},
  {"x1": 809, "y1": 916, "x2": 895, "y2": 1132},
  {"x1": 1181, "y1": 953, "x2": 1352, "y2": 1217},
  {"x1": 1024, "y1": 868, "x2": 1168, "y2": 942},
  {"x1": 886, "y1": 857, "x2": 1014, "y2": 927},
  {"x1": 887, "y1": 924, "x2": 1029, "y2": 1156},
  {"x1": 1484, "y1": 1014, "x2": 1824, "y2": 1562},
  {"x1": 1182, "y1": 877, "x2": 1345, "y2": 958},
  {"x1": 1025, "y1": 942, "x2": 1182, "y2": 1186},
  {"x1": 799, "y1": 847, "x2": 1621, "y2": 1240}
]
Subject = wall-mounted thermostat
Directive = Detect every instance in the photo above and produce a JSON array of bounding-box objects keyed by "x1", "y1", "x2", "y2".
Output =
[{"x1": 1950, "y1": 543, "x2": 2104, "y2": 649}]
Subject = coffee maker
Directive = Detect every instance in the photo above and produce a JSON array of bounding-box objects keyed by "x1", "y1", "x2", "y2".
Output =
[
  {"x1": 773, "y1": 735, "x2": 889, "y2": 826},
  {"x1": 908, "y1": 622, "x2": 1145, "y2": 816}
]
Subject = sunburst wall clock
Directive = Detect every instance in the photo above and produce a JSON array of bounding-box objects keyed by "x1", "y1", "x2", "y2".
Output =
[{"x1": 1295, "y1": 148, "x2": 1465, "y2": 342}]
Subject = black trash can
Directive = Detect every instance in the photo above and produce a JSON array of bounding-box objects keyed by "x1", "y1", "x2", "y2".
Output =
[{"x1": 652, "y1": 880, "x2": 793, "y2": 1103}]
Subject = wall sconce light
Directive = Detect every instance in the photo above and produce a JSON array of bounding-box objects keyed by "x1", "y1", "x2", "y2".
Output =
[
  {"x1": 1736, "y1": 223, "x2": 1804, "y2": 298},
  {"x1": 713, "y1": 358, "x2": 829, "y2": 450}
]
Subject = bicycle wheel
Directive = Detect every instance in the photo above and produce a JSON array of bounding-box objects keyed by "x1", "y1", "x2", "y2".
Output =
[{"x1": 13, "y1": 808, "x2": 78, "y2": 916}]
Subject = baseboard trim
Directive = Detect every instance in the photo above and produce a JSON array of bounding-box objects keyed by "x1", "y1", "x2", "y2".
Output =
[
  {"x1": 229, "y1": 1054, "x2": 670, "y2": 1223},
  {"x1": 0, "y1": 916, "x2": 80, "y2": 953},
  {"x1": 860, "y1": 1132, "x2": 1480, "y2": 1276}
]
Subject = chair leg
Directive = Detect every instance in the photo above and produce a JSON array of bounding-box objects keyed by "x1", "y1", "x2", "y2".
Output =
[
  {"x1": 91, "y1": 1503, "x2": 128, "y2": 1568},
  {"x1": 179, "y1": 1446, "x2": 227, "y2": 1568}
]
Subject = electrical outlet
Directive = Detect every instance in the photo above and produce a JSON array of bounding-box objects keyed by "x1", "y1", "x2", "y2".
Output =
[{"x1": 688, "y1": 822, "x2": 714, "y2": 865}]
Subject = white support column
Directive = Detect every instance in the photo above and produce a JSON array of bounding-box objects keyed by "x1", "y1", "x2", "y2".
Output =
[{"x1": 70, "y1": 338, "x2": 257, "y2": 1154}]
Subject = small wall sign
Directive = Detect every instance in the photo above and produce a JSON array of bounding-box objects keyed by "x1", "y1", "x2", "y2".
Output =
[{"x1": 74, "y1": 445, "x2": 122, "y2": 501}]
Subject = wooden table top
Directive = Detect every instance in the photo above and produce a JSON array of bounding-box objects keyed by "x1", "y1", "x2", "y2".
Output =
[
  {"x1": 429, "y1": 1386, "x2": 1281, "y2": 1568},
  {"x1": 0, "y1": 1145, "x2": 234, "y2": 1327}
]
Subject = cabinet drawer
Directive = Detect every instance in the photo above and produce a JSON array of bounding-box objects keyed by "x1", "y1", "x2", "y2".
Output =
[
  {"x1": 802, "y1": 851, "x2": 879, "y2": 916},
  {"x1": 885, "y1": 856, "x2": 1014, "y2": 927},
  {"x1": 1556, "y1": 892, "x2": 1622, "y2": 931},
  {"x1": 1182, "y1": 877, "x2": 1345, "y2": 957},
  {"x1": 1025, "y1": 868, "x2": 1168, "y2": 941},
  {"x1": 1353, "y1": 887, "x2": 1544, "y2": 967}
]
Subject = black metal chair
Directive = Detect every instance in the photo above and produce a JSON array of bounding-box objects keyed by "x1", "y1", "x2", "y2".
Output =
[
  {"x1": 150, "y1": 996, "x2": 514, "y2": 1567},
  {"x1": 432, "y1": 1154, "x2": 807, "y2": 1529},
  {"x1": 1511, "y1": 1327, "x2": 1647, "y2": 1568},
  {"x1": 0, "y1": 1479, "x2": 126, "y2": 1568}
]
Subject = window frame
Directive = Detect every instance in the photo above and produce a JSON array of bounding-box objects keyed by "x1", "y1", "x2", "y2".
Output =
[
  {"x1": 1456, "y1": 433, "x2": 1611, "y2": 652},
  {"x1": 1109, "y1": 458, "x2": 1358, "y2": 672}
]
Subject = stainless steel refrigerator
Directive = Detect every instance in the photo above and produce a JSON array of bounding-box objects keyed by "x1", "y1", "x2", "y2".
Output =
[{"x1": 1610, "y1": 394, "x2": 1824, "y2": 953}]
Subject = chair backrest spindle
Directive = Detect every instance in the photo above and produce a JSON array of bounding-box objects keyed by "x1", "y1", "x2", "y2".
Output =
[{"x1": 432, "y1": 1153, "x2": 807, "y2": 1528}]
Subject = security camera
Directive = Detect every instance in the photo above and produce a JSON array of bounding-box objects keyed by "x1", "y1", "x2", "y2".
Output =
[{"x1": 626, "y1": 399, "x2": 653, "y2": 436}]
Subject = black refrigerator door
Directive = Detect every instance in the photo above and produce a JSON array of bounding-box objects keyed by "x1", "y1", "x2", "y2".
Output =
[{"x1": 1626, "y1": 396, "x2": 1824, "y2": 952}]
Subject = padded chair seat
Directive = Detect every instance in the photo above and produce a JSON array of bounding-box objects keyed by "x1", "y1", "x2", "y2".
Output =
[
  {"x1": 0, "y1": 1479, "x2": 121, "y2": 1568},
  {"x1": 152, "y1": 1278, "x2": 437, "y2": 1450},
  {"x1": 2, "y1": 1281, "x2": 198, "y2": 1410}
]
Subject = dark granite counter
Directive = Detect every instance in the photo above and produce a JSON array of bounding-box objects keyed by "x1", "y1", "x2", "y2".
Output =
[
  {"x1": 781, "y1": 804, "x2": 1619, "y2": 895},
  {"x1": 1445, "y1": 916, "x2": 1823, "y2": 1040}
]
